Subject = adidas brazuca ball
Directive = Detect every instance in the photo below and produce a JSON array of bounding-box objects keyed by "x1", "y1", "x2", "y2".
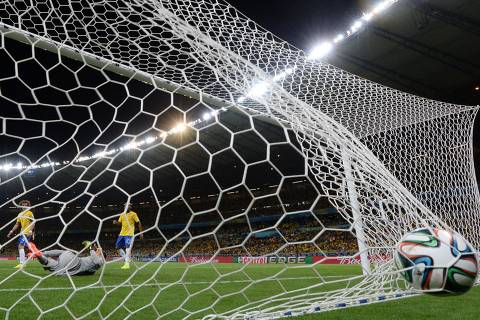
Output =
[{"x1": 395, "y1": 228, "x2": 478, "y2": 294}]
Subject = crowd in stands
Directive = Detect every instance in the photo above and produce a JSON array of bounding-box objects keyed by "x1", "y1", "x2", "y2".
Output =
[{"x1": 1, "y1": 219, "x2": 358, "y2": 259}]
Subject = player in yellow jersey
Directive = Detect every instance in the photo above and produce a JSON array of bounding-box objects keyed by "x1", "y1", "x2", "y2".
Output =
[
  {"x1": 113, "y1": 203, "x2": 143, "y2": 269},
  {"x1": 7, "y1": 200, "x2": 35, "y2": 269}
]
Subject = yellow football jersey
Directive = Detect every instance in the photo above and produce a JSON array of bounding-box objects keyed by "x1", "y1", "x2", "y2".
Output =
[
  {"x1": 17, "y1": 211, "x2": 34, "y2": 236},
  {"x1": 118, "y1": 211, "x2": 140, "y2": 236}
]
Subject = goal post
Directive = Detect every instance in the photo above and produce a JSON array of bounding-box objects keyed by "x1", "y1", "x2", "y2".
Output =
[{"x1": 341, "y1": 149, "x2": 371, "y2": 275}]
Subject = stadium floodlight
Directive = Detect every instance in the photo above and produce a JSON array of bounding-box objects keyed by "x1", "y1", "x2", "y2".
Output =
[
  {"x1": 350, "y1": 20, "x2": 363, "y2": 33},
  {"x1": 0, "y1": 105, "x2": 228, "y2": 173},
  {"x1": 373, "y1": 0, "x2": 397, "y2": 14},
  {"x1": 247, "y1": 81, "x2": 270, "y2": 98},
  {"x1": 308, "y1": 41, "x2": 334, "y2": 60},
  {"x1": 241, "y1": 67, "x2": 295, "y2": 102},
  {"x1": 312, "y1": 0, "x2": 399, "y2": 52},
  {"x1": 171, "y1": 123, "x2": 187, "y2": 134},
  {"x1": 333, "y1": 34, "x2": 345, "y2": 43},
  {"x1": 273, "y1": 67, "x2": 294, "y2": 82},
  {"x1": 122, "y1": 142, "x2": 138, "y2": 150},
  {"x1": 362, "y1": 12, "x2": 374, "y2": 21},
  {"x1": 94, "y1": 151, "x2": 107, "y2": 159},
  {"x1": 145, "y1": 136, "x2": 156, "y2": 144},
  {"x1": 273, "y1": 72, "x2": 287, "y2": 82}
]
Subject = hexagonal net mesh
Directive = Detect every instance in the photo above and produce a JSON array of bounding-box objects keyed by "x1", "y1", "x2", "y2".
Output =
[{"x1": 0, "y1": 0, "x2": 478, "y2": 319}]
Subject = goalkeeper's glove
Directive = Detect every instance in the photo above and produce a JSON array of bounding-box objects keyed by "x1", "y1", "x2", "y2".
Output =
[{"x1": 82, "y1": 241, "x2": 92, "y2": 250}]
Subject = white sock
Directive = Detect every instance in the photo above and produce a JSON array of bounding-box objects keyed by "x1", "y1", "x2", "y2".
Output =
[
  {"x1": 119, "y1": 249, "x2": 126, "y2": 259},
  {"x1": 125, "y1": 248, "x2": 131, "y2": 263},
  {"x1": 19, "y1": 249, "x2": 26, "y2": 264}
]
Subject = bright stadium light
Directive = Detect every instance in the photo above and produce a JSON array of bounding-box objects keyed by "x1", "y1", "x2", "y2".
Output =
[
  {"x1": 273, "y1": 72, "x2": 287, "y2": 82},
  {"x1": 272, "y1": 67, "x2": 294, "y2": 82},
  {"x1": 333, "y1": 34, "x2": 345, "y2": 44},
  {"x1": 308, "y1": 42, "x2": 334, "y2": 60},
  {"x1": 145, "y1": 136, "x2": 156, "y2": 144},
  {"x1": 94, "y1": 151, "x2": 107, "y2": 158},
  {"x1": 350, "y1": 20, "x2": 363, "y2": 33},
  {"x1": 247, "y1": 81, "x2": 270, "y2": 98},
  {"x1": 307, "y1": 0, "x2": 399, "y2": 61},
  {"x1": 373, "y1": 0, "x2": 397, "y2": 14},
  {"x1": 239, "y1": 67, "x2": 296, "y2": 103},
  {"x1": 171, "y1": 123, "x2": 187, "y2": 134},
  {"x1": 362, "y1": 12, "x2": 374, "y2": 21},
  {"x1": 122, "y1": 142, "x2": 137, "y2": 150},
  {"x1": 6, "y1": 105, "x2": 233, "y2": 173}
]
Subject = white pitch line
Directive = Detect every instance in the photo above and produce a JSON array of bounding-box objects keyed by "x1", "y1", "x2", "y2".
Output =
[{"x1": 0, "y1": 275, "x2": 359, "y2": 292}]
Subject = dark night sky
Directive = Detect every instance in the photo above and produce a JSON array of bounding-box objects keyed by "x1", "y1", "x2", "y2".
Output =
[{"x1": 225, "y1": 0, "x2": 361, "y2": 51}]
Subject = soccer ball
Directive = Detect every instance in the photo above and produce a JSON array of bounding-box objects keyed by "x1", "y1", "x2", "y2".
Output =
[{"x1": 395, "y1": 228, "x2": 478, "y2": 294}]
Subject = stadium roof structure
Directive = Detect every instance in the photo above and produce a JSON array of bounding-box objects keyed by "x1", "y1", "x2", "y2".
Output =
[
  {"x1": 323, "y1": 0, "x2": 480, "y2": 106},
  {"x1": 227, "y1": 0, "x2": 480, "y2": 178},
  {"x1": 319, "y1": 0, "x2": 480, "y2": 178}
]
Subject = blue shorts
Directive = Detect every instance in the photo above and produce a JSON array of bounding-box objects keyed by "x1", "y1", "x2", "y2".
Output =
[
  {"x1": 18, "y1": 235, "x2": 31, "y2": 247},
  {"x1": 116, "y1": 236, "x2": 133, "y2": 249}
]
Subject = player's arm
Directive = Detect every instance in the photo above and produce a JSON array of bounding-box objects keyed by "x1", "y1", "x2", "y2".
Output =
[
  {"x1": 30, "y1": 213, "x2": 36, "y2": 240},
  {"x1": 7, "y1": 221, "x2": 20, "y2": 238},
  {"x1": 112, "y1": 215, "x2": 121, "y2": 225},
  {"x1": 93, "y1": 243, "x2": 103, "y2": 257},
  {"x1": 134, "y1": 213, "x2": 143, "y2": 239},
  {"x1": 136, "y1": 221, "x2": 144, "y2": 239}
]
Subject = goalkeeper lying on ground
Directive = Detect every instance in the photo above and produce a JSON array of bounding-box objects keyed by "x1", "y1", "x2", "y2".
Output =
[{"x1": 27, "y1": 241, "x2": 105, "y2": 276}]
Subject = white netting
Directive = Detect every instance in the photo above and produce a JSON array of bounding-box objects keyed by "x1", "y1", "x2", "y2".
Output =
[{"x1": 0, "y1": 0, "x2": 478, "y2": 319}]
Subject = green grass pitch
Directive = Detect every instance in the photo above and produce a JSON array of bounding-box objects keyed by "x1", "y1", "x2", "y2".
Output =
[{"x1": 0, "y1": 261, "x2": 477, "y2": 320}]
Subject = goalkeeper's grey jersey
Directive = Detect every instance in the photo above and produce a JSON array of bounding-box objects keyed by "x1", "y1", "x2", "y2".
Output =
[
  {"x1": 50, "y1": 250, "x2": 104, "y2": 276},
  {"x1": 75, "y1": 251, "x2": 104, "y2": 275}
]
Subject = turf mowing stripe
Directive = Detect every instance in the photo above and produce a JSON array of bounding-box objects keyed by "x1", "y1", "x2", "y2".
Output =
[{"x1": 0, "y1": 275, "x2": 359, "y2": 292}]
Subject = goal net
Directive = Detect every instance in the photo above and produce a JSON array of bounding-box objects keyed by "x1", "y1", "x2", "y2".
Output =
[{"x1": 0, "y1": 0, "x2": 478, "y2": 319}]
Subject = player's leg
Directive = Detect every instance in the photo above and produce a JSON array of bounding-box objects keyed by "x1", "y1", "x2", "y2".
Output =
[
  {"x1": 15, "y1": 243, "x2": 25, "y2": 269},
  {"x1": 119, "y1": 248, "x2": 126, "y2": 259},
  {"x1": 32, "y1": 247, "x2": 78, "y2": 275},
  {"x1": 121, "y1": 237, "x2": 132, "y2": 269},
  {"x1": 15, "y1": 235, "x2": 29, "y2": 269},
  {"x1": 116, "y1": 236, "x2": 127, "y2": 262},
  {"x1": 27, "y1": 243, "x2": 60, "y2": 269}
]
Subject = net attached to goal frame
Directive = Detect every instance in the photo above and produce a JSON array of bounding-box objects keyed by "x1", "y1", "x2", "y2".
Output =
[{"x1": 0, "y1": 0, "x2": 479, "y2": 319}]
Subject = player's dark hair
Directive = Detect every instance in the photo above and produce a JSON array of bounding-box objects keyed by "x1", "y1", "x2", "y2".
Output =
[{"x1": 19, "y1": 199, "x2": 31, "y2": 206}]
